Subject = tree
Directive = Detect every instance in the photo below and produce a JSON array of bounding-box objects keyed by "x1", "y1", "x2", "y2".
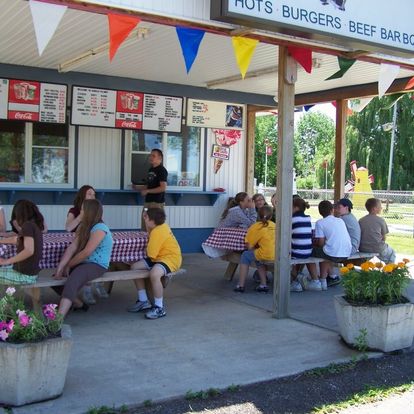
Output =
[
  {"x1": 294, "y1": 111, "x2": 335, "y2": 188},
  {"x1": 254, "y1": 114, "x2": 278, "y2": 186}
]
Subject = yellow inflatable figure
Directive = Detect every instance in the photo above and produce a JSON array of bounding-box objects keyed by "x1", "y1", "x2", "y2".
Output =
[{"x1": 351, "y1": 163, "x2": 374, "y2": 209}]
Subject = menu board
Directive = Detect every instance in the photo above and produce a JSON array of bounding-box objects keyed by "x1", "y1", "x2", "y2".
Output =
[
  {"x1": 143, "y1": 94, "x2": 182, "y2": 132},
  {"x1": 71, "y1": 86, "x2": 182, "y2": 132},
  {"x1": 187, "y1": 99, "x2": 244, "y2": 130},
  {"x1": 0, "y1": 78, "x2": 67, "y2": 123}
]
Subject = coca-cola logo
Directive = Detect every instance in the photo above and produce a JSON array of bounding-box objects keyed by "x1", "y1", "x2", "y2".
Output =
[
  {"x1": 121, "y1": 121, "x2": 137, "y2": 128},
  {"x1": 14, "y1": 112, "x2": 33, "y2": 120}
]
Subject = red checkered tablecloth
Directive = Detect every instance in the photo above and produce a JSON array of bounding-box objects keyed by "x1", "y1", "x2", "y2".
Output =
[
  {"x1": 0, "y1": 231, "x2": 148, "y2": 269},
  {"x1": 203, "y1": 227, "x2": 247, "y2": 251}
]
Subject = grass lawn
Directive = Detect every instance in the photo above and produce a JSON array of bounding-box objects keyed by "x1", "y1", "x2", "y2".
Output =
[{"x1": 387, "y1": 234, "x2": 414, "y2": 256}]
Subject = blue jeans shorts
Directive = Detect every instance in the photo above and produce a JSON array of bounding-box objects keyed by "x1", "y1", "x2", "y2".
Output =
[{"x1": 240, "y1": 250, "x2": 262, "y2": 266}]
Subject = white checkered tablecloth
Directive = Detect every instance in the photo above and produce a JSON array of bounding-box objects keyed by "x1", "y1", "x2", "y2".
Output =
[
  {"x1": 0, "y1": 231, "x2": 148, "y2": 269},
  {"x1": 203, "y1": 227, "x2": 247, "y2": 251}
]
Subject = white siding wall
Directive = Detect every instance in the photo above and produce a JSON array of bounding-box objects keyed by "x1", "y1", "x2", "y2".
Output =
[
  {"x1": 85, "y1": 0, "x2": 211, "y2": 20},
  {"x1": 77, "y1": 127, "x2": 121, "y2": 189}
]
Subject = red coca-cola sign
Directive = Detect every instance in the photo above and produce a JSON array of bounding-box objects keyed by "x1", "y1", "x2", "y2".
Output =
[
  {"x1": 8, "y1": 111, "x2": 39, "y2": 121},
  {"x1": 8, "y1": 80, "x2": 40, "y2": 121},
  {"x1": 115, "y1": 90, "x2": 143, "y2": 129}
]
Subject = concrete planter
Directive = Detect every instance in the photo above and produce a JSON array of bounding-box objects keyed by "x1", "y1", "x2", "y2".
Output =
[
  {"x1": 0, "y1": 324, "x2": 72, "y2": 407},
  {"x1": 334, "y1": 295, "x2": 414, "y2": 352}
]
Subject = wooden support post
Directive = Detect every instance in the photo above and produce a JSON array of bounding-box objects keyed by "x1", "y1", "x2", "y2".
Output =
[
  {"x1": 246, "y1": 107, "x2": 256, "y2": 194},
  {"x1": 334, "y1": 99, "x2": 347, "y2": 202},
  {"x1": 273, "y1": 46, "x2": 296, "y2": 319}
]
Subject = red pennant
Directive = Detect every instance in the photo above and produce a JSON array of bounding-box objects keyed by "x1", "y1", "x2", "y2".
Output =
[
  {"x1": 108, "y1": 13, "x2": 141, "y2": 61},
  {"x1": 287, "y1": 46, "x2": 312, "y2": 73},
  {"x1": 404, "y1": 76, "x2": 414, "y2": 90}
]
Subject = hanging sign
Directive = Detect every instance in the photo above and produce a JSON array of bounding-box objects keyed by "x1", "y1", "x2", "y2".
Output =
[
  {"x1": 187, "y1": 99, "x2": 244, "y2": 129},
  {"x1": 212, "y1": 144, "x2": 230, "y2": 160},
  {"x1": 0, "y1": 78, "x2": 67, "y2": 123},
  {"x1": 211, "y1": 0, "x2": 414, "y2": 56},
  {"x1": 71, "y1": 86, "x2": 182, "y2": 132}
]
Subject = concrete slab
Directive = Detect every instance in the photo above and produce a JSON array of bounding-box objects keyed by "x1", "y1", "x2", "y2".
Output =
[{"x1": 11, "y1": 253, "x2": 413, "y2": 414}]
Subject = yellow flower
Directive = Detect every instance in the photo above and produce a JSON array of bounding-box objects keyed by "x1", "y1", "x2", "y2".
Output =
[
  {"x1": 346, "y1": 263, "x2": 354, "y2": 269},
  {"x1": 397, "y1": 262, "x2": 405, "y2": 268},
  {"x1": 368, "y1": 262, "x2": 376, "y2": 269},
  {"x1": 383, "y1": 264, "x2": 394, "y2": 273},
  {"x1": 375, "y1": 262, "x2": 383, "y2": 269},
  {"x1": 340, "y1": 267, "x2": 350, "y2": 274},
  {"x1": 360, "y1": 262, "x2": 371, "y2": 271},
  {"x1": 403, "y1": 258, "x2": 410, "y2": 264}
]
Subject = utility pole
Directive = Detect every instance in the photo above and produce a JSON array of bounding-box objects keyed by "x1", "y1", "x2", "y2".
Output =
[{"x1": 386, "y1": 102, "x2": 398, "y2": 212}]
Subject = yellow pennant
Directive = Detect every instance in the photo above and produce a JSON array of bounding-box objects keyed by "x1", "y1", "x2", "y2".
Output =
[{"x1": 231, "y1": 37, "x2": 258, "y2": 79}]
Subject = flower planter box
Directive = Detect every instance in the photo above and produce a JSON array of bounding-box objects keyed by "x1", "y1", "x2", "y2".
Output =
[
  {"x1": 0, "y1": 324, "x2": 72, "y2": 407},
  {"x1": 334, "y1": 295, "x2": 414, "y2": 352}
]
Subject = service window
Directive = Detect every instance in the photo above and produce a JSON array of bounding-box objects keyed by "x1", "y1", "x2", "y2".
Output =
[{"x1": 0, "y1": 120, "x2": 72, "y2": 186}]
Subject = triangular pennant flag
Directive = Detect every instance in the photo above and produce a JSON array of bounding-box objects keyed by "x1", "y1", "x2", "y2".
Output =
[
  {"x1": 29, "y1": 0, "x2": 67, "y2": 56},
  {"x1": 348, "y1": 97, "x2": 373, "y2": 113},
  {"x1": 325, "y1": 57, "x2": 356, "y2": 80},
  {"x1": 231, "y1": 36, "x2": 258, "y2": 79},
  {"x1": 378, "y1": 63, "x2": 400, "y2": 98},
  {"x1": 287, "y1": 46, "x2": 312, "y2": 73},
  {"x1": 108, "y1": 13, "x2": 141, "y2": 61},
  {"x1": 404, "y1": 76, "x2": 414, "y2": 90},
  {"x1": 304, "y1": 104, "x2": 314, "y2": 112},
  {"x1": 175, "y1": 27, "x2": 205, "y2": 73}
]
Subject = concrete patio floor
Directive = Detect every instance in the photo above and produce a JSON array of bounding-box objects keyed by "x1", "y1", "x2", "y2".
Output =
[{"x1": 11, "y1": 253, "x2": 414, "y2": 414}]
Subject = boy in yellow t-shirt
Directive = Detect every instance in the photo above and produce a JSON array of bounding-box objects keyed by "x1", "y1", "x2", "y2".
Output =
[
  {"x1": 128, "y1": 208, "x2": 182, "y2": 319},
  {"x1": 234, "y1": 206, "x2": 275, "y2": 293}
]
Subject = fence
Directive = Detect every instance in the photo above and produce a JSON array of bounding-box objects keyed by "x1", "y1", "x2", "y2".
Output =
[{"x1": 255, "y1": 186, "x2": 414, "y2": 237}]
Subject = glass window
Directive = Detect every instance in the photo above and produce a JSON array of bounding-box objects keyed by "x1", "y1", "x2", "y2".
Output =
[
  {"x1": 0, "y1": 120, "x2": 25, "y2": 182},
  {"x1": 131, "y1": 131, "x2": 163, "y2": 185},
  {"x1": 32, "y1": 123, "x2": 68, "y2": 183},
  {"x1": 165, "y1": 127, "x2": 202, "y2": 188}
]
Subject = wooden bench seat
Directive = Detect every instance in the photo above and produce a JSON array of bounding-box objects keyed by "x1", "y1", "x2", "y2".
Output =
[
  {"x1": 221, "y1": 252, "x2": 377, "y2": 281},
  {"x1": 19, "y1": 267, "x2": 187, "y2": 309}
]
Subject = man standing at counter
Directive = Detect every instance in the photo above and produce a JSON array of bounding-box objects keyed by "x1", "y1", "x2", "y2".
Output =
[{"x1": 134, "y1": 149, "x2": 168, "y2": 231}]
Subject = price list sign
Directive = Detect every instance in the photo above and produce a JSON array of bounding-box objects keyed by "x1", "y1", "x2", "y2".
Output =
[
  {"x1": 0, "y1": 78, "x2": 67, "y2": 123},
  {"x1": 143, "y1": 94, "x2": 182, "y2": 132}
]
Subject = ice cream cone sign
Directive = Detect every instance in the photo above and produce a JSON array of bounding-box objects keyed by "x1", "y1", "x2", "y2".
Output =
[{"x1": 212, "y1": 129, "x2": 241, "y2": 174}]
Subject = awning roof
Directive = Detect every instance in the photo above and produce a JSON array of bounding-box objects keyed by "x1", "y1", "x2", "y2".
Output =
[{"x1": 1, "y1": 0, "x2": 413, "y2": 103}]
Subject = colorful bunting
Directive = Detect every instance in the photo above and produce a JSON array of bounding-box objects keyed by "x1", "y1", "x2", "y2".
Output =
[
  {"x1": 404, "y1": 76, "x2": 414, "y2": 90},
  {"x1": 175, "y1": 27, "x2": 205, "y2": 73},
  {"x1": 325, "y1": 57, "x2": 356, "y2": 80},
  {"x1": 231, "y1": 37, "x2": 258, "y2": 79},
  {"x1": 381, "y1": 93, "x2": 404, "y2": 110},
  {"x1": 287, "y1": 46, "x2": 312, "y2": 73},
  {"x1": 304, "y1": 105, "x2": 314, "y2": 112},
  {"x1": 29, "y1": 0, "x2": 67, "y2": 56},
  {"x1": 108, "y1": 13, "x2": 141, "y2": 61},
  {"x1": 378, "y1": 63, "x2": 400, "y2": 98}
]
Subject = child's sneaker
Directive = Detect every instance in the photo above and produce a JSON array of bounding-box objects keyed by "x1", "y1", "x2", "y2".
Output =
[
  {"x1": 305, "y1": 279, "x2": 322, "y2": 291},
  {"x1": 81, "y1": 286, "x2": 96, "y2": 305},
  {"x1": 94, "y1": 282, "x2": 109, "y2": 298},
  {"x1": 290, "y1": 280, "x2": 303, "y2": 292},
  {"x1": 255, "y1": 285, "x2": 269, "y2": 293},
  {"x1": 327, "y1": 275, "x2": 341, "y2": 287},
  {"x1": 127, "y1": 300, "x2": 152, "y2": 313},
  {"x1": 145, "y1": 306, "x2": 166, "y2": 319},
  {"x1": 320, "y1": 278, "x2": 328, "y2": 291}
]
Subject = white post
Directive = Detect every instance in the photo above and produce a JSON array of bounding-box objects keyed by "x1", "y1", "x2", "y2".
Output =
[
  {"x1": 325, "y1": 164, "x2": 328, "y2": 200},
  {"x1": 264, "y1": 150, "x2": 268, "y2": 188},
  {"x1": 386, "y1": 102, "x2": 398, "y2": 212}
]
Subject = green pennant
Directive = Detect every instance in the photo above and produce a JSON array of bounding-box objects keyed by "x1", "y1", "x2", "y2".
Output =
[
  {"x1": 325, "y1": 57, "x2": 356, "y2": 80},
  {"x1": 380, "y1": 93, "x2": 404, "y2": 110}
]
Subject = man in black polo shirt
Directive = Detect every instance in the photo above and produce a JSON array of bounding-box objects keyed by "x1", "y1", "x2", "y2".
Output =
[{"x1": 138, "y1": 149, "x2": 168, "y2": 230}]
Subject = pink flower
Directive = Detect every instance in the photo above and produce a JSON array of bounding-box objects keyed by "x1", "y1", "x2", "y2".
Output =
[
  {"x1": 16, "y1": 310, "x2": 32, "y2": 327},
  {"x1": 0, "y1": 329, "x2": 9, "y2": 341},
  {"x1": 0, "y1": 320, "x2": 14, "y2": 333},
  {"x1": 42, "y1": 304, "x2": 58, "y2": 320},
  {"x1": 7, "y1": 319, "x2": 14, "y2": 332},
  {"x1": 5, "y1": 287, "x2": 16, "y2": 296}
]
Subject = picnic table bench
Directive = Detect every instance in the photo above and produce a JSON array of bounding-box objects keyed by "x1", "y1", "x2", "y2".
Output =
[{"x1": 220, "y1": 251, "x2": 377, "y2": 281}]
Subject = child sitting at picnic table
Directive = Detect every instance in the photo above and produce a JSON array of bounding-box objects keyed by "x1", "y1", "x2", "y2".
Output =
[
  {"x1": 53, "y1": 199, "x2": 113, "y2": 317},
  {"x1": 233, "y1": 205, "x2": 275, "y2": 293},
  {"x1": 359, "y1": 198, "x2": 395, "y2": 264},
  {"x1": 218, "y1": 192, "x2": 257, "y2": 228},
  {"x1": 312, "y1": 200, "x2": 352, "y2": 290},
  {"x1": 290, "y1": 197, "x2": 321, "y2": 292},
  {"x1": 65, "y1": 185, "x2": 109, "y2": 304},
  {"x1": 127, "y1": 207, "x2": 182, "y2": 319},
  {"x1": 0, "y1": 200, "x2": 44, "y2": 285}
]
